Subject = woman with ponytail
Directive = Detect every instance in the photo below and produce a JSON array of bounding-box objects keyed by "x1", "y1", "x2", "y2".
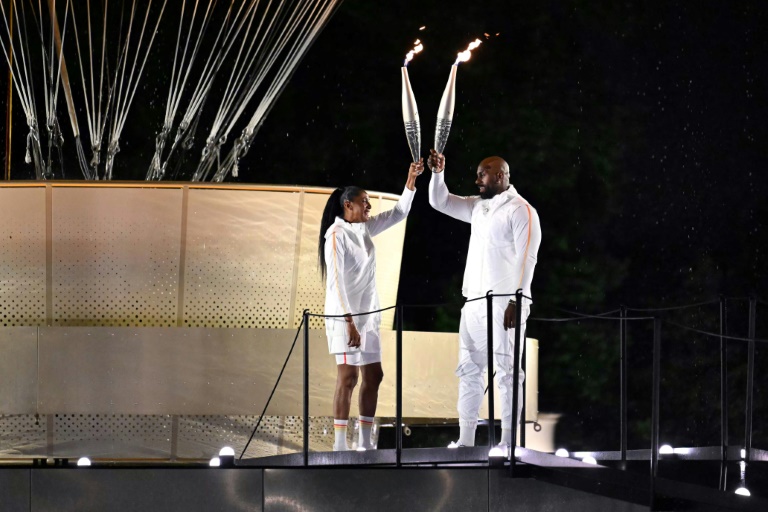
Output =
[{"x1": 319, "y1": 158, "x2": 423, "y2": 451}]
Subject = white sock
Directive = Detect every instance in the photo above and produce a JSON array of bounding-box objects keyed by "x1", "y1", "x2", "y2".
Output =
[
  {"x1": 458, "y1": 420, "x2": 477, "y2": 447},
  {"x1": 359, "y1": 416, "x2": 374, "y2": 449},
  {"x1": 333, "y1": 419, "x2": 348, "y2": 451},
  {"x1": 501, "y1": 428, "x2": 512, "y2": 446}
]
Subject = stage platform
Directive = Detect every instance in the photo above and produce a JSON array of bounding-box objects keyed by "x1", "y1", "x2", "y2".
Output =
[{"x1": 1, "y1": 446, "x2": 766, "y2": 511}]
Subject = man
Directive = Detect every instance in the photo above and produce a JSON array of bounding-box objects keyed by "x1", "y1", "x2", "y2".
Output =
[{"x1": 427, "y1": 149, "x2": 541, "y2": 449}]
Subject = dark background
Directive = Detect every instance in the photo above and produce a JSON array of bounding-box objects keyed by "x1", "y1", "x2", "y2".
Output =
[{"x1": 2, "y1": 0, "x2": 768, "y2": 452}]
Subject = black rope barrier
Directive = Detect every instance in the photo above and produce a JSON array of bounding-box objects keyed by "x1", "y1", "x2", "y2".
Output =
[
  {"x1": 239, "y1": 316, "x2": 304, "y2": 460},
  {"x1": 624, "y1": 299, "x2": 719, "y2": 312},
  {"x1": 530, "y1": 314, "x2": 654, "y2": 322},
  {"x1": 663, "y1": 319, "x2": 768, "y2": 345}
]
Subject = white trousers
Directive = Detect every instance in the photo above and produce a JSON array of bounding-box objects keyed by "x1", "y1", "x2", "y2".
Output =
[{"x1": 456, "y1": 299, "x2": 529, "y2": 429}]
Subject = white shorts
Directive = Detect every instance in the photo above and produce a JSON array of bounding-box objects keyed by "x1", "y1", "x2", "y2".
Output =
[
  {"x1": 334, "y1": 330, "x2": 382, "y2": 366},
  {"x1": 335, "y1": 350, "x2": 382, "y2": 366}
]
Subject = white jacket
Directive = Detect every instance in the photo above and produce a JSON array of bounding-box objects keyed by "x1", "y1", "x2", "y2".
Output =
[
  {"x1": 429, "y1": 171, "x2": 541, "y2": 304},
  {"x1": 324, "y1": 187, "x2": 415, "y2": 353}
]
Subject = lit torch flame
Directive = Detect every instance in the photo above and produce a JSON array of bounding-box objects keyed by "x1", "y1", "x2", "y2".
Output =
[
  {"x1": 454, "y1": 38, "x2": 482, "y2": 65},
  {"x1": 404, "y1": 39, "x2": 424, "y2": 66}
]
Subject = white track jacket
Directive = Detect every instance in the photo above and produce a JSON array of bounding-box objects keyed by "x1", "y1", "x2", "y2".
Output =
[
  {"x1": 429, "y1": 172, "x2": 541, "y2": 304},
  {"x1": 324, "y1": 187, "x2": 415, "y2": 353}
]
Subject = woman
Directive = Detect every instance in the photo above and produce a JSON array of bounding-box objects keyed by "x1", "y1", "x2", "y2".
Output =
[{"x1": 318, "y1": 159, "x2": 423, "y2": 451}]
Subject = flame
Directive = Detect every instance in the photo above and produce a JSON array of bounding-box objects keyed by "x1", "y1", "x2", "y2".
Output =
[
  {"x1": 455, "y1": 38, "x2": 482, "y2": 64},
  {"x1": 419, "y1": 26, "x2": 426, "y2": 31},
  {"x1": 404, "y1": 40, "x2": 424, "y2": 66}
]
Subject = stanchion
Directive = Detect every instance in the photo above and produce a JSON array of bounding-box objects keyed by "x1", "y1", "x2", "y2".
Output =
[
  {"x1": 744, "y1": 297, "x2": 756, "y2": 462},
  {"x1": 486, "y1": 291, "x2": 496, "y2": 450},
  {"x1": 719, "y1": 297, "x2": 729, "y2": 459},
  {"x1": 303, "y1": 309, "x2": 310, "y2": 467},
  {"x1": 510, "y1": 289, "x2": 524, "y2": 476},
  {"x1": 650, "y1": 318, "x2": 661, "y2": 507},
  {"x1": 719, "y1": 295, "x2": 729, "y2": 490},
  {"x1": 620, "y1": 305, "x2": 627, "y2": 467},
  {"x1": 520, "y1": 333, "x2": 527, "y2": 449},
  {"x1": 396, "y1": 304, "x2": 403, "y2": 467}
]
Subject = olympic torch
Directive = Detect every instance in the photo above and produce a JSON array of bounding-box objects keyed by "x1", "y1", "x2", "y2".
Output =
[
  {"x1": 434, "y1": 39, "x2": 482, "y2": 154},
  {"x1": 401, "y1": 40, "x2": 423, "y2": 162}
]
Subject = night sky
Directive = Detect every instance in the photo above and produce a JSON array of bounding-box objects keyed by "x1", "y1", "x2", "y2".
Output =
[{"x1": 3, "y1": 1, "x2": 768, "y2": 449}]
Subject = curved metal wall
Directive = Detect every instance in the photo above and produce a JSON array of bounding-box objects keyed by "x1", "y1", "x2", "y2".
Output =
[{"x1": 0, "y1": 183, "x2": 405, "y2": 329}]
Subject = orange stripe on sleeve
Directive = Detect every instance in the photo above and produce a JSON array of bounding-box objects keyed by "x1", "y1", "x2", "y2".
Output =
[
  {"x1": 516, "y1": 203, "x2": 533, "y2": 291},
  {"x1": 332, "y1": 231, "x2": 350, "y2": 314}
]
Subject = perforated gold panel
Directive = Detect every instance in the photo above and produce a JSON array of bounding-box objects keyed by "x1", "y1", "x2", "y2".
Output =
[
  {"x1": 51, "y1": 187, "x2": 183, "y2": 327},
  {"x1": 292, "y1": 192, "x2": 328, "y2": 330},
  {"x1": 182, "y1": 189, "x2": 301, "y2": 328},
  {"x1": 0, "y1": 187, "x2": 47, "y2": 326},
  {"x1": 0, "y1": 184, "x2": 406, "y2": 330}
]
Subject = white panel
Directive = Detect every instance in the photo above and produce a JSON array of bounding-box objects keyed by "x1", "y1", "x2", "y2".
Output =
[
  {"x1": 0, "y1": 188, "x2": 46, "y2": 326},
  {"x1": 183, "y1": 189, "x2": 300, "y2": 328},
  {"x1": 0, "y1": 327, "x2": 39, "y2": 414},
  {"x1": 371, "y1": 196, "x2": 406, "y2": 329},
  {"x1": 51, "y1": 188, "x2": 183, "y2": 327}
]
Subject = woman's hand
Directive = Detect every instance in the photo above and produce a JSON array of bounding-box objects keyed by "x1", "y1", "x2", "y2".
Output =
[
  {"x1": 346, "y1": 316, "x2": 361, "y2": 348},
  {"x1": 405, "y1": 158, "x2": 424, "y2": 191}
]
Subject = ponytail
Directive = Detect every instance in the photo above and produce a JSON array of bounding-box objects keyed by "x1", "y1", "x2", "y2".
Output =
[{"x1": 318, "y1": 186, "x2": 364, "y2": 279}]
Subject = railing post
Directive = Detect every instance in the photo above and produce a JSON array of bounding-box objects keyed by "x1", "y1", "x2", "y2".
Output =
[
  {"x1": 303, "y1": 309, "x2": 310, "y2": 467},
  {"x1": 744, "y1": 297, "x2": 756, "y2": 462},
  {"x1": 650, "y1": 318, "x2": 661, "y2": 506},
  {"x1": 620, "y1": 304, "x2": 628, "y2": 467},
  {"x1": 520, "y1": 332, "x2": 527, "y2": 449},
  {"x1": 719, "y1": 296, "x2": 728, "y2": 463},
  {"x1": 510, "y1": 289, "x2": 524, "y2": 474},
  {"x1": 486, "y1": 291, "x2": 496, "y2": 450},
  {"x1": 396, "y1": 304, "x2": 403, "y2": 467}
]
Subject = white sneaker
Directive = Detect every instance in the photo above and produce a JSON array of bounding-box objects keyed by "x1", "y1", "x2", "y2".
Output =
[
  {"x1": 447, "y1": 441, "x2": 467, "y2": 449},
  {"x1": 489, "y1": 442, "x2": 510, "y2": 458}
]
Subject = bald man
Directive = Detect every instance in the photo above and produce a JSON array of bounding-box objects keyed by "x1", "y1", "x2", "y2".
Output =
[{"x1": 428, "y1": 149, "x2": 542, "y2": 450}]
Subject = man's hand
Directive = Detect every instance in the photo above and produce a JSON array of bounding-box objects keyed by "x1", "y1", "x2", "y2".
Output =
[
  {"x1": 346, "y1": 316, "x2": 361, "y2": 348},
  {"x1": 428, "y1": 149, "x2": 445, "y2": 173},
  {"x1": 503, "y1": 302, "x2": 517, "y2": 330}
]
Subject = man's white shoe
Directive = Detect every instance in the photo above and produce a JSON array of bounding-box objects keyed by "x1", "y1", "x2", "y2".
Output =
[
  {"x1": 489, "y1": 442, "x2": 509, "y2": 458},
  {"x1": 447, "y1": 441, "x2": 467, "y2": 449}
]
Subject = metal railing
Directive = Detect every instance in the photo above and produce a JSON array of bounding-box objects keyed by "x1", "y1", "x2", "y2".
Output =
[{"x1": 241, "y1": 293, "x2": 766, "y2": 489}]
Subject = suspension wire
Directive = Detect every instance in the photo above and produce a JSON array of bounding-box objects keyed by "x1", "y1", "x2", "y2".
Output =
[
  {"x1": 48, "y1": 0, "x2": 83, "y2": 178},
  {"x1": 147, "y1": 0, "x2": 219, "y2": 180},
  {"x1": 3, "y1": 0, "x2": 46, "y2": 178},
  {"x1": 239, "y1": 315, "x2": 304, "y2": 460},
  {"x1": 147, "y1": 0, "x2": 217, "y2": 180},
  {"x1": 213, "y1": 0, "x2": 339, "y2": 182},
  {"x1": 219, "y1": 0, "x2": 302, "y2": 138},
  {"x1": 105, "y1": 0, "x2": 168, "y2": 180},
  {"x1": 0, "y1": 1, "x2": 35, "y2": 121},
  {"x1": 624, "y1": 299, "x2": 718, "y2": 313},
  {"x1": 207, "y1": 0, "x2": 264, "y2": 135},
  {"x1": 68, "y1": 0, "x2": 113, "y2": 179},
  {"x1": 192, "y1": 0, "x2": 267, "y2": 181},
  {"x1": 167, "y1": 0, "x2": 252, "y2": 179},
  {"x1": 40, "y1": 0, "x2": 71, "y2": 178}
]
